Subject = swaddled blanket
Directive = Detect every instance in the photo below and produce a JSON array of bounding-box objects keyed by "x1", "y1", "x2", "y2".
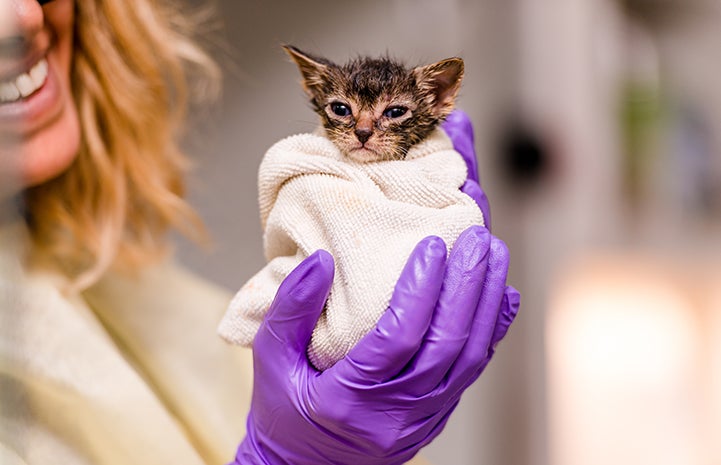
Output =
[{"x1": 217, "y1": 127, "x2": 484, "y2": 370}]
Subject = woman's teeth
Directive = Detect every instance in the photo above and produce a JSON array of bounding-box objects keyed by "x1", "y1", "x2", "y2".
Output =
[{"x1": 0, "y1": 58, "x2": 49, "y2": 104}]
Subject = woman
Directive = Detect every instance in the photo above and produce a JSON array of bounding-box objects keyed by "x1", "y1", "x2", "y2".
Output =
[{"x1": 0, "y1": 0, "x2": 520, "y2": 464}]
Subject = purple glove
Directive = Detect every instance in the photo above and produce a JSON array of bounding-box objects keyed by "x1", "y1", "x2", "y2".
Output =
[
  {"x1": 444, "y1": 109, "x2": 521, "y2": 362},
  {"x1": 233, "y1": 226, "x2": 519, "y2": 465},
  {"x1": 442, "y1": 109, "x2": 492, "y2": 231}
]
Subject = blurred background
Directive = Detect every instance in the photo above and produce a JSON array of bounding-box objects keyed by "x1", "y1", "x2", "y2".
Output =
[{"x1": 176, "y1": 0, "x2": 721, "y2": 464}]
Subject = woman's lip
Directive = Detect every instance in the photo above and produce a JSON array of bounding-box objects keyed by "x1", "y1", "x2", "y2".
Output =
[
  {"x1": 0, "y1": 56, "x2": 63, "y2": 133},
  {"x1": 0, "y1": 48, "x2": 47, "y2": 82}
]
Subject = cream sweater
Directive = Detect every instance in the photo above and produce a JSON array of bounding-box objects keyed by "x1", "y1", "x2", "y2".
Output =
[{"x1": 0, "y1": 223, "x2": 251, "y2": 465}]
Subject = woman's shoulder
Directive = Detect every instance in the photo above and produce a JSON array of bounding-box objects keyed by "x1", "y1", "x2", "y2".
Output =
[
  {"x1": 84, "y1": 260, "x2": 254, "y2": 460},
  {"x1": 86, "y1": 260, "x2": 233, "y2": 318}
]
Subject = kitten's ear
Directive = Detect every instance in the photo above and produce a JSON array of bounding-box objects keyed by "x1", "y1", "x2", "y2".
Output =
[
  {"x1": 283, "y1": 45, "x2": 330, "y2": 97},
  {"x1": 414, "y1": 57, "x2": 464, "y2": 118}
]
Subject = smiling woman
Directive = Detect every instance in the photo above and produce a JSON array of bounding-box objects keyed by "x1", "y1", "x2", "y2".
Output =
[{"x1": 4, "y1": 0, "x2": 220, "y2": 289}]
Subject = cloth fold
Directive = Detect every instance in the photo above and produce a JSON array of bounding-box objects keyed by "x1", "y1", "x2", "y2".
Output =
[{"x1": 218, "y1": 128, "x2": 484, "y2": 370}]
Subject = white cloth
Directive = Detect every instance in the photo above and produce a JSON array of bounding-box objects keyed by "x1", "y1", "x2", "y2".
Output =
[{"x1": 218, "y1": 128, "x2": 484, "y2": 370}]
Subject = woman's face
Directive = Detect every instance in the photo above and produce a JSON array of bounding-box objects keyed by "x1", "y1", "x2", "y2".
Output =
[{"x1": 0, "y1": 0, "x2": 79, "y2": 189}]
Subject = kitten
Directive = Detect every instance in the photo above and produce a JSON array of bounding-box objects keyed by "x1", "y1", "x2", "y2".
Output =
[{"x1": 283, "y1": 45, "x2": 464, "y2": 162}]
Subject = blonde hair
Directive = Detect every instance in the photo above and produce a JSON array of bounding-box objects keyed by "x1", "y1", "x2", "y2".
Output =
[{"x1": 23, "y1": 0, "x2": 220, "y2": 290}]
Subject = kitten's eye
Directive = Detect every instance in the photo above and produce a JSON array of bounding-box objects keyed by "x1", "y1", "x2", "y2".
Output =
[
  {"x1": 383, "y1": 106, "x2": 408, "y2": 119},
  {"x1": 330, "y1": 102, "x2": 352, "y2": 117}
]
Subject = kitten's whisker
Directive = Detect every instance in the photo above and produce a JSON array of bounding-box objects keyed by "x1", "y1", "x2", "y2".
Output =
[{"x1": 292, "y1": 119, "x2": 323, "y2": 131}]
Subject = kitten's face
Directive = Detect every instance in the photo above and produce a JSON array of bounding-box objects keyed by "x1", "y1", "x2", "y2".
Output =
[{"x1": 284, "y1": 46, "x2": 464, "y2": 162}]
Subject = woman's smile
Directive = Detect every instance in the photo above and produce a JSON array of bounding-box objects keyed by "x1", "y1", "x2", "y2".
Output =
[
  {"x1": 0, "y1": 0, "x2": 79, "y2": 187},
  {"x1": 0, "y1": 57, "x2": 49, "y2": 104},
  {"x1": 0, "y1": 53, "x2": 64, "y2": 135}
]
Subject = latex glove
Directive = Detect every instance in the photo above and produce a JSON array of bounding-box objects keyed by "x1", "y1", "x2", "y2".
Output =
[
  {"x1": 443, "y1": 109, "x2": 491, "y2": 231},
  {"x1": 444, "y1": 109, "x2": 520, "y2": 360},
  {"x1": 233, "y1": 225, "x2": 519, "y2": 465}
]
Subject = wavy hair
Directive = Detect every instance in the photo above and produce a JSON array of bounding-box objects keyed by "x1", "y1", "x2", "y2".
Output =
[{"x1": 24, "y1": 0, "x2": 220, "y2": 290}]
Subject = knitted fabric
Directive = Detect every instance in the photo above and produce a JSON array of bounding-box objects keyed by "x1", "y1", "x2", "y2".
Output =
[{"x1": 217, "y1": 128, "x2": 484, "y2": 370}]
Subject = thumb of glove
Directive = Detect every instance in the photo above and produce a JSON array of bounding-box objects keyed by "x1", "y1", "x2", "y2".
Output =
[
  {"x1": 461, "y1": 179, "x2": 491, "y2": 231},
  {"x1": 256, "y1": 250, "x2": 335, "y2": 357}
]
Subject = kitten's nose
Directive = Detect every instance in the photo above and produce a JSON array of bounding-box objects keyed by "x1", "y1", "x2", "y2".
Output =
[{"x1": 355, "y1": 128, "x2": 372, "y2": 144}]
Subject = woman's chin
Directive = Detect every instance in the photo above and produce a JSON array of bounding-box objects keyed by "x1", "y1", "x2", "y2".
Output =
[{"x1": 18, "y1": 104, "x2": 80, "y2": 187}]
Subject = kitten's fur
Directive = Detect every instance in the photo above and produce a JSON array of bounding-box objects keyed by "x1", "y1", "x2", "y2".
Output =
[{"x1": 284, "y1": 45, "x2": 464, "y2": 162}]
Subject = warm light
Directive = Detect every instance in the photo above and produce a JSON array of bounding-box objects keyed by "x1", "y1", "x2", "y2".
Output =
[
  {"x1": 547, "y1": 254, "x2": 715, "y2": 465},
  {"x1": 709, "y1": 271, "x2": 721, "y2": 464}
]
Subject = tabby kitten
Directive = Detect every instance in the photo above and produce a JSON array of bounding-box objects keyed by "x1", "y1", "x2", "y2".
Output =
[{"x1": 283, "y1": 45, "x2": 464, "y2": 162}]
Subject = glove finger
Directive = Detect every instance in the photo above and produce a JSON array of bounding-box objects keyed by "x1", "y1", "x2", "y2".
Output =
[
  {"x1": 452, "y1": 285, "x2": 520, "y2": 386},
  {"x1": 391, "y1": 397, "x2": 461, "y2": 464},
  {"x1": 461, "y1": 179, "x2": 491, "y2": 231},
  {"x1": 256, "y1": 250, "x2": 335, "y2": 358},
  {"x1": 442, "y1": 109, "x2": 478, "y2": 183},
  {"x1": 442, "y1": 236, "x2": 510, "y2": 395},
  {"x1": 488, "y1": 285, "x2": 520, "y2": 355},
  {"x1": 334, "y1": 236, "x2": 447, "y2": 385},
  {"x1": 450, "y1": 285, "x2": 520, "y2": 408},
  {"x1": 400, "y1": 226, "x2": 491, "y2": 396},
  {"x1": 445, "y1": 110, "x2": 492, "y2": 230}
]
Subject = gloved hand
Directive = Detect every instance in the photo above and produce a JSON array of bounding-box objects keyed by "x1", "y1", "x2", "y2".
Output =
[
  {"x1": 442, "y1": 109, "x2": 491, "y2": 230},
  {"x1": 233, "y1": 225, "x2": 520, "y2": 465},
  {"x1": 444, "y1": 108, "x2": 521, "y2": 363}
]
